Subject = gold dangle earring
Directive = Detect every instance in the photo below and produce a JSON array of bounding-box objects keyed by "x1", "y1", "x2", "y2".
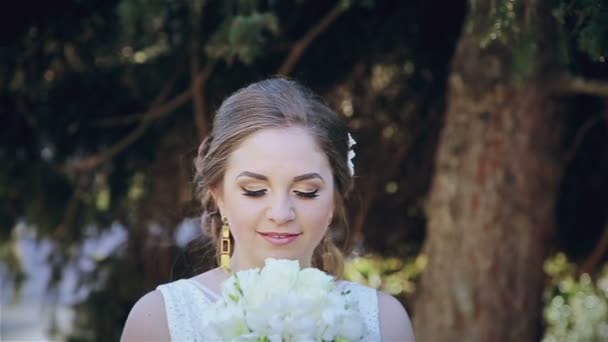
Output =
[{"x1": 220, "y1": 217, "x2": 232, "y2": 272}]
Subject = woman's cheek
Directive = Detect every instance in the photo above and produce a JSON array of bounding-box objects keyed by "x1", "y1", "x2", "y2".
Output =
[
  {"x1": 301, "y1": 201, "x2": 333, "y2": 228},
  {"x1": 232, "y1": 200, "x2": 264, "y2": 228}
]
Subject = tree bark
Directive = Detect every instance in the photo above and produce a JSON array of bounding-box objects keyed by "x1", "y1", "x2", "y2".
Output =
[{"x1": 413, "y1": 1, "x2": 564, "y2": 340}]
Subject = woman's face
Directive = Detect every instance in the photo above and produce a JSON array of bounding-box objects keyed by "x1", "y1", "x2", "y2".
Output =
[{"x1": 212, "y1": 126, "x2": 335, "y2": 271}]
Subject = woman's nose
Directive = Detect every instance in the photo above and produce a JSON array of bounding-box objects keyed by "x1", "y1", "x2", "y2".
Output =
[{"x1": 266, "y1": 193, "x2": 295, "y2": 224}]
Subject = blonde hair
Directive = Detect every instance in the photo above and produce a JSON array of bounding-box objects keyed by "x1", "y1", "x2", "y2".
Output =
[{"x1": 193, "y1": 78, "x2": 353, "y2": 277}]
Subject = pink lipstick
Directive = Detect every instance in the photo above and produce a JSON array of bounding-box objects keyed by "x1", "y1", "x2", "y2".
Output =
[{"x1": 258, "y1": 232, "x2": 301, "y2": 246}]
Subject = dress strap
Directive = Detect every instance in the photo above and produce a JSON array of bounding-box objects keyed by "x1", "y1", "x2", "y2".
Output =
[
  {"x1": 187, "y1": 279, "x2": 221, "y2": 301},
  {"x1": 339, "y1": 281, "x2": 381, "y2": 341},
  {"x1": 156, "y1": 279, "x2": 209, "y2": 341}
]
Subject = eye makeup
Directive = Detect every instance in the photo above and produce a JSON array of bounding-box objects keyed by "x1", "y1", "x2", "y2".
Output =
[
  {"x1": 240, "y1": 186, "x2": 266, "y2": 197},
  {"x1": 236, "y1": 171, "x2": 324, "y2": 200},
  {"x1": 293, "y1": 190, "x2": 319, "y2": 198}
]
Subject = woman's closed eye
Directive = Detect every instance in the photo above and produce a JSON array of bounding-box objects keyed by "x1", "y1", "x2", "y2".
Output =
[
  {"x1": 240, "y1": 186, "x2": 319, "y2": 199},
  {"x1": 240, "y1": 187, "x2": 266, "y2": 197},
  {"x1": 294, "y1": 189, "x2": 319, "y2": 199}
]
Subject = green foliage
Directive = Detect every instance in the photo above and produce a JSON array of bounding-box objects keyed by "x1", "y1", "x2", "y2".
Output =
[
  {"x1": 469, "y1": 0, "x2": 608, "y2": 79},
  {"x1": 206, "y1": 11, "x2": 279, "y2": 65},
  {"x1": 542, "y1": 253, "x2": 608, "y2": 342},
  {"x1": 117, "y1": 0, "x2": 165, "y2": 42},
  {"x1": 344, "y1": 254, "x2": 426, "y2": 298},
  {"x1": 476, "y1": 0, "x2": 517, "y2": 49},
  {"x1": 341, "y1": 0, "x2": 376, "y2": 9},
  {"x1": 468, "y1": 0, "x2": 542, "y2": 82},
  {"x1": 553, "y1": 0, "x2": 608, "y2": 61},
  {"x1": 510, "y1": 30, "x2": 539, "y2": 84}
]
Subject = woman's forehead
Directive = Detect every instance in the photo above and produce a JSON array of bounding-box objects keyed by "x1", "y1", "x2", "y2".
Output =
[{"x1": 225, "y1": 127, "x2": 331, "y2": 178}]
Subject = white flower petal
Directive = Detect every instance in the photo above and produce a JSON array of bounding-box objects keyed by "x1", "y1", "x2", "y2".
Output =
[{"x1": 203, "y1": 257, "x2": 365, "y2": 341}]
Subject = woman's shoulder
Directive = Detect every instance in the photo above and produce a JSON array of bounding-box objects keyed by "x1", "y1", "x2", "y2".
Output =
[
  {"x1": 122, "y1": 276, "x2": 217, "y2": 342},
  {"x1": 120, "y1": 290, "x2": 170, "y2": 342},
  {"x1": 376, "y1": 290, "x2": 416, "y2": 342}
]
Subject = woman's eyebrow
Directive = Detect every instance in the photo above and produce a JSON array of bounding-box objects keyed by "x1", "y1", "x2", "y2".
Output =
[
  {"x1": 235, "y1": 171, "x2": 268, "y2": 181},
  {"x1": 293, "y1": 173, "x2": 324, "y2": 183},
  {"x1": 235, "y1": 171, "x2": 324, "y2": 183}
]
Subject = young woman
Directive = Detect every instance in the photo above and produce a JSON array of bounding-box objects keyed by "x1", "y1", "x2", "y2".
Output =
[{"x1": 121, "y1": 78, "x2": 415, "y2": 341}]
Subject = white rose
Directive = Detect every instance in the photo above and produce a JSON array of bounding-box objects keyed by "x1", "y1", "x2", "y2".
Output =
[
  {"x1": 283, "y1": 314, "x2": 315, "y2": 341},
  {"x1": 267, "y1": 312, "x2": 287, "y2": 338},
  {"x1": 224, "y1": 268, "x2": 262, "y2": 305},
  {"x1": 267, "y1": 334, "x2": 282, "y2": 342},
  {"x1": 204, "y1": 304, "x2": 249, "y2": 339},
  {"x1": 295, "y1": 267, "x2": 334, "y2": 293},
  {"x1": 244, "y1": 306, "x2": 267, "y2": 333},
  {"x1": 232, "y1": 268, "x2": 260, "y2": 293},
  {"x1": 234, "y1": 332, "x2": 261, "y2": 341},
  {"x1": 258, "y1": 258, "x2": 300, "y2": 294},
  {"x1": 220, "y1": 270, "x2": 259, "y2": 304},
  {"x1": 205, "y1": 257, "x2": 365, "y2": 341}
]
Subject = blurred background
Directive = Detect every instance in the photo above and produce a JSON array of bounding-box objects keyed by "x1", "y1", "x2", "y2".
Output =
[{"x1": 1, "y1": 0, "x2": 607, "y2": 341}]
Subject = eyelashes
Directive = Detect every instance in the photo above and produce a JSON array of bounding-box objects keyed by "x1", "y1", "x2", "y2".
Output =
[
  {"x1": 240, "y1": 187, "x2": 319, "y2": 199},
  {"x1": 294, "y1": 190, "x2": 319, "y2": 199},
  {"x1": 241, "y1": 188, "x2": 266, "y2": 197}
]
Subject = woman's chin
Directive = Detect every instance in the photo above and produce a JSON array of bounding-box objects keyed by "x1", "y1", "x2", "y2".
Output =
[{"x1": 258, "y1": 252, "x2": 303, "y2": 264}]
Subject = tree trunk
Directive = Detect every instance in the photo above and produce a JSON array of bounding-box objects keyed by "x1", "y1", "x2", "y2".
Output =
[{"x1": 413, "y1": 1, "x2": 564, "y2": 340}]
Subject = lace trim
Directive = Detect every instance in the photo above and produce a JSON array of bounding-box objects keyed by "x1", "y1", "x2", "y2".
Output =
[
  {"x1": 157, "y1": 279, "x2": 211, "y2": 342},
  {"x1": 340, "y1": 281, "x2": 381, "y2": 341}
]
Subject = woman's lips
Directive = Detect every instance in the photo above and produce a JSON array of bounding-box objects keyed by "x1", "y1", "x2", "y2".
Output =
[{"x1": 258, "y1": 232, "x2": 301, "y2": 246}]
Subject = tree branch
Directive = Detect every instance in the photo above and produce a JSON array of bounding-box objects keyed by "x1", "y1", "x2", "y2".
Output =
[
  {"x1": 151, "y1": 65, "x2": 184, "y2": 107},
  {"x1": 72, "y1": 88, "x2": 193, "y2": 171},
  {"x1": 192, "y1": 60, "x2": 217, "y2": 141},
  {"x1": 92, "y1": 112, "x2": 146, "y2": 128},
  {"x1": 580, "y1": 222, "x2": 608, "y2": 275},
  {"x1": 92, "y1": 66, "x2": 183, "y2": 128},
  {"x1": 562, "y1": 115, "x2": 603, "y2": 165},
  {"x1": 74, "y1": 3, "x2": 347, "y2": 171},
  {"x1": 553, "y1": 74, "x2": 608, "y2": 98},
  {"x1": 190, "y1": 0, "x2": 209, "y2": 142},
  {"x1": 53, "y1": 175, "x2": 87, "y2": 240},
  {"x1": 277, "y1": 4, "x2": 346, "y2": 75}
]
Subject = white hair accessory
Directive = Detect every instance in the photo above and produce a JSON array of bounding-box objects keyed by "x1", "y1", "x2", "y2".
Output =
[{"x1": 347, "y1": 133, "x2": 356, "y2": 176}]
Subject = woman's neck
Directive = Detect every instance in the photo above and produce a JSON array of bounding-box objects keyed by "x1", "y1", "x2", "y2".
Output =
[{"x1": 229, "y1": 254, "x2": 312, "y2": 273}]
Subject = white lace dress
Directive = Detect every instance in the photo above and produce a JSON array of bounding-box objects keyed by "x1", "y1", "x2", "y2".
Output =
[{"x1": 157, "y1": 278, "x2": 381, "y2": 341}]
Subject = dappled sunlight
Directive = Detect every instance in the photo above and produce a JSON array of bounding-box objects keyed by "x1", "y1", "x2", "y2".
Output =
[
  {"x1": 370, "y1": 64, "x2": 399, "y2": 92},
  {"x1": 340, "y1": 98, "x2": 354, "y2": 117},
  {"x1": 542, "y1": 253, "x2": 608, "y2": 341},
  {"x1": 344, "y1": 254, "x2": 426, "y2": 297}
]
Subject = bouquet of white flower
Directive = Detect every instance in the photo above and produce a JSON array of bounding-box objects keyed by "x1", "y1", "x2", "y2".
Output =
[{"x1": 201, "y1": 258, "x2": 365, "y2": 342}]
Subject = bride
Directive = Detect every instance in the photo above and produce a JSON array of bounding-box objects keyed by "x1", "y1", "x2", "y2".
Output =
[{"x1": 121, "y1": 77, "x2": 415, "y2": 341}]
